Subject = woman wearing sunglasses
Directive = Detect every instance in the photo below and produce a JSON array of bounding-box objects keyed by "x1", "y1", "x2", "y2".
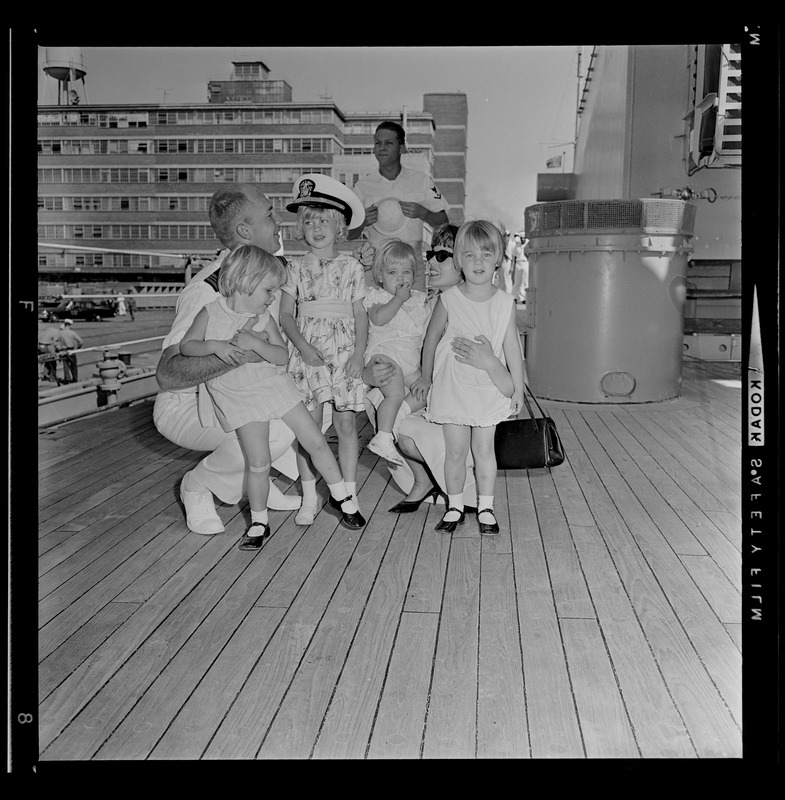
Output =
[{"x1": 364, "y1": 223, "x2": 516, "y2": 512}]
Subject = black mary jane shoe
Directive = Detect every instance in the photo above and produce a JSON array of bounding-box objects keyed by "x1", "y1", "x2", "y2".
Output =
[
  {"x1": 389, "y1": 486, "x2": 441, "y2": 514},
  {"x1": 477, "y1": 508, "x2": 500, "y2": 535},
  {"x1": 238, "y1": 521, "x2": 271, "y2": 550},
  {"x1": 435, "y1": 507, "x2": 466, "y2": 533},
  {"x1": 328, "y1": 495, "x2": 366, "y2": 530}
]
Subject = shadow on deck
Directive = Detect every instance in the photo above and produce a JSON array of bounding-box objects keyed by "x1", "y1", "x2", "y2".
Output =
[{"x1": 37, "y1": 359, "x2": 742, "y2": 760}]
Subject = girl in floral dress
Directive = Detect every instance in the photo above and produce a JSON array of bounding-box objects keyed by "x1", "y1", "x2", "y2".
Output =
[{"x1": 279, "y1": 175, "x2": 369, "y2": 525}]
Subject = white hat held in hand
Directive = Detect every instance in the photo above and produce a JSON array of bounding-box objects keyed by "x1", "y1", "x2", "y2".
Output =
[{"x1": 373, "y1": 198, "x2": 409, "y2": 237}]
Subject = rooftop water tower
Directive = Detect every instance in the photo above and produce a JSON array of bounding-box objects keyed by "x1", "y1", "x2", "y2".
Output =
[{"x1": 41, "y1": 47, "x2": 88, "y2": 105}]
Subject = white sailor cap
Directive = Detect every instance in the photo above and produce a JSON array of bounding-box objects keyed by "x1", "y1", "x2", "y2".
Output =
[{"x1": 287, "y1": 173, "x2": 365, "y2": 229}]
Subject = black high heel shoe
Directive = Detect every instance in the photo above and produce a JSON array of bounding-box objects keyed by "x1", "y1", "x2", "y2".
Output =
[
  {"x1": 477, "y1": 508, "x2": 500, "y2": 535},
  {"x1": 328, "y1": 495, "x2": 366, "y2": 530},
  {"x1": 435, "y1": 507, "x2": 465, "y2": 533},
  {"x1": 388, "y1": 485, "x2": 441, "y2": 514}
]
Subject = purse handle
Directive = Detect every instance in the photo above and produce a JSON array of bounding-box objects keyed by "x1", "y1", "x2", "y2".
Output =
[{"x1": 514, "y1": 382, "x2": 549, "y2": 429}]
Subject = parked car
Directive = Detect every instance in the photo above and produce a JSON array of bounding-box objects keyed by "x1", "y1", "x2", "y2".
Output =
[
  {"x1": 37, "y1": 298, "x2": 62, "y2": 320},
  {"x1": 41, "y1": 299, "x2": 117, "y2": 322}
]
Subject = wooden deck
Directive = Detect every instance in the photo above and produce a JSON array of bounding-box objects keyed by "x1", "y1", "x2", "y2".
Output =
[{"x1": 37, "y1": 359, "x2": 742, "y2": 760}]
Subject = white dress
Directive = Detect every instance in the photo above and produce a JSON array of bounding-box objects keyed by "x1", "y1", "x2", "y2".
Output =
[
  {"x1": 424, "y1": 285, "x2": 515, "y2": 427},
  {"x1": 204, "y1": 296, "x2": 304, "y2": 431},
  {"x1": 363, "y1": 286, "x2": 431, "y2": 379}
]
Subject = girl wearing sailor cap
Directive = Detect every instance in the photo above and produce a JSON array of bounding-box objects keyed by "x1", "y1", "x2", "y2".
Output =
[{"x1": 279, "y1": 175, "x2": 369, "y2": 526}]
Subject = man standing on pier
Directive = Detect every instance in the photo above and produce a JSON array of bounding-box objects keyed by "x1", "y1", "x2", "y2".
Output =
[
  {"x1": 38, "y1": 324, "x2": 60, "y2": 382},
  {"x1": 154, "y1": 184, "x2": 301, "y2": 537},
  {"x1": 55, "y1": 319, "x2": 83, "y2": 383}
]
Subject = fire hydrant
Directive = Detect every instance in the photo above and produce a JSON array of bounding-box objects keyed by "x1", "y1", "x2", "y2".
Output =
[{"x1": 97, "y1": 349, "x2": 126, "y2": 405}]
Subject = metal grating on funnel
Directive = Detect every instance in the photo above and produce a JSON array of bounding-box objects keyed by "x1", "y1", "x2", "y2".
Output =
[{"x1": 526, "y1": 199, "x2": 695, "y2": 237}]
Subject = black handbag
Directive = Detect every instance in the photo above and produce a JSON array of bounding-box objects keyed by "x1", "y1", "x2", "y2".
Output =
[{"x1": 494, "y1": 384, "x2": 565, "y2": 470}]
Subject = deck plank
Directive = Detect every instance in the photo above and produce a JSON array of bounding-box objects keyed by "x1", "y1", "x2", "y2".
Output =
[
  {"x1": 508, "y1": 474, "x2": 585, "y2": 758},
  {"x1": 147, "y1": 607, "x2": 287, "y2": 760},
  {"x1": 38, "y1": 529, "x2": 242, "y2": 755},
  {"x1": 598, "y1": 409, "x2": 741, "y2": 582},
  {"x1": 93, "y1": 558, "x2": 294, "y2": 760},
  {"x1": 561, "y1": 618, "x2": 640, "y2": 758},
  {"x1": 38, "y1": 457, "x2": 194, "y2": 585},
  {"x1": 628, "y1": 409, "x2": 740, "y2": 506},
  {"x1": 421, "y1": 537, "x2": 481, "y2": 759},
  {"x1": 404, "y1": 504, "x2": 451, "y2": 612},
  {"x1": 562, "y1": 412, "x2": 742, "y2": 756},
  {"x1": 614, "y1": 408, "x2": 740, "y2": 520},
  {"x1": 581, "y1": 410, "x2": 707, "y2": 556},
  {"x1": 39, "y1": 429, "x2": 177, "y2": 505},
  {"x1": 35, "y1": 360, "x2": 743, "y2": 761},
  {"x1": 256, "y1": 474, "x2": 398, "y2": 760},
  {"x1": 529, "y1": 468, "x2": 595, "y2": 619},
  {"x1": 41, "y1": 528, "x2": 265, "y2": 760},
  {"x1": 477, "y1": 553, "x2": 530, "y2": 758},
  {"x1": 200, "y1": 483, "x2": 383, "y2": 759},
  {"x1": 310, "y1": 508, "x2": 426, "y2": 759},
  {"x1": 367, "y1": 611, "x2": 439, "y2": 759}
]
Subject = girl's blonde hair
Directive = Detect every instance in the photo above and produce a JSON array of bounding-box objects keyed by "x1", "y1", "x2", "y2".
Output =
[
  {"x1": 370, "y1": 239, "x2": 418, "y2": 287},
  {"x1": 292, "y1": 206, "x2": 349, "y2": 243},
  {"x1": 218, "y1": 244, "x2": 288, "y2": 297},
  {"x1": 453, "y1": 220, "x2": 506, "y2": 272}
]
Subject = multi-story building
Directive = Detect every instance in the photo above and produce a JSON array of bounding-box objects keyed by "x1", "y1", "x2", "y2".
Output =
[{"x1": 37, "y1": 58, "x2": 468, "y2": 287}]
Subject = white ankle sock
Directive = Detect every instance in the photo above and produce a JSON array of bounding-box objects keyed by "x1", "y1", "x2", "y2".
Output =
[
  {"x1": 328, "y1": 481, "x2": 358, "y2": 514},
  {"x1": 477, "y1": 496, "x2": 495, "y2": 523},
  {"x1": 301, "y1": 479, "x2": 318, "y2": 505},
  {"x1": 251, "y1": 509, "x2": 269, "y2": 525},
  {"x1": 478, "y1": 495, "x2": 494, "y2": 511},
  {"x1": 445, "y1": 494, "x2": 464, "y2": 520}
]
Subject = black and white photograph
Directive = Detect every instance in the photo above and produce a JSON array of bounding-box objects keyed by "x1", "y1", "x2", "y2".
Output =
[{"x1": 11, "y1": 28, "x2": 780, "y2": 769}]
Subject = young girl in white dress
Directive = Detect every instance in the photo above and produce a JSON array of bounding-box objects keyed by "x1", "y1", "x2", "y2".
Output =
[
  {"x1": 180, "y1": 245, "x2": 365, "y2": 549},
  {"x1": 363, "y1": 240, "x2": 431, "y2": 465},
  {"x1": 413, "y1": 220, "x2": 524, "y2": 534},
  {"x1": 279, "y1": 174, "x2": 369, "y2": 526}
]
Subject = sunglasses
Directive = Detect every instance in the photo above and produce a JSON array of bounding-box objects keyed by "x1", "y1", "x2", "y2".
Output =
[{"x1": 425, "y1": 249, "x2": 453, "y2": 263}]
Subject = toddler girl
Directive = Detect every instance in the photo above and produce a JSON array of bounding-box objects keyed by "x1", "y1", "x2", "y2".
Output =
[
  {"x1": 180, "y1": 244, "x2": 365, "y2": 549},
  {"x1": 413, "y1": 220, "x2": 524, "y2": 535},
  {"x1": 363, "y1": 239, "x2": 431, "y2": 465},
  {"x1": 279, "y1": 175, "x2": 369, "y2": 525}
]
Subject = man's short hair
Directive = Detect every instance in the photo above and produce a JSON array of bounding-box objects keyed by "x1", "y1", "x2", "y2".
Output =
[
  {"x1": 376, "y1": 120, "x2": 406, "y2": 146},
  {"x1": 209, "y1": 184, "x2": 264, "y2": 247}
]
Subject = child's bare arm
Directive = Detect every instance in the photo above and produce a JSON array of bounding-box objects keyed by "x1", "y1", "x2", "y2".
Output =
[
  {"x1": 346, "y1": 300, "x2": 368, "y2": 378},
  {"x1": 179, "y1": 308, "x2": 246, "y2": 365},
  {"x1": 501, "y1": 307, "x2": 525, "y2": 414},
  {"x1": 250, "y1": 316, "x2": 290, "y2": 365},
  {"x1": 367, "y1": 292, "x2": 406, "y2": 327},
  {"x1": 278, "y1": 289, "x2": 325, "y2": 365},
  {"x1": 411, "y1": 298, "x2": 447, "y2": 401}
]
